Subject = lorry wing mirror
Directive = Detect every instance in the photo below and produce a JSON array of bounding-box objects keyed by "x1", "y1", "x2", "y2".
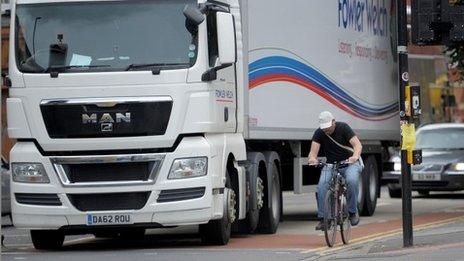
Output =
[
  {"x1": 2, "y1": 73, "x2": 11, "y2": 88},
  {"x1": 216, "y1": 12, "x2": 236, "y2": 65},
  {"x1": 183, "y1": 5, "x2": 205, "y2": 26}
]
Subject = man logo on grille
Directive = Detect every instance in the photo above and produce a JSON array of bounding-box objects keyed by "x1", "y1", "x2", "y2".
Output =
[
  {"x1": 82, "y1": 112, "x2": 130, "y2": 132},
  {"x1": 101, "y1": 123, "x2": 114, "y2": 132},
  {"x1": 82, "y1": 113, "x2": 131, "y2": 124}
]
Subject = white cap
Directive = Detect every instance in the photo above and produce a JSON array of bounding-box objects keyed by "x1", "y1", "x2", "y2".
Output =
[{"x1": 319, "y1": 111, "x2": 334, "y2": 129}]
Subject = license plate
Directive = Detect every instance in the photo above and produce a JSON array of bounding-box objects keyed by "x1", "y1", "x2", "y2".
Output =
[
  {"x1": 86, "y1": 213, "x2": 134, "y2": 226},
  {"x1": 413, "y1": 173, "x2": 441, "y2": 181}
]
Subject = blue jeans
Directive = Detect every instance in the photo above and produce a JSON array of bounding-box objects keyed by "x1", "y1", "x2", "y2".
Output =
[{"x1": 317, "y1": 162, "x2": 362, "y2": 218}]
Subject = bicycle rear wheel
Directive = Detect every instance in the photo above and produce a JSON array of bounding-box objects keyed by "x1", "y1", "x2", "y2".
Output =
[
  {"x1": 323, "y1": 190, "x2": 337, "y2": 247},
  {"x1": 340, "y1": 193, "x2": 351, "y2": 244}
]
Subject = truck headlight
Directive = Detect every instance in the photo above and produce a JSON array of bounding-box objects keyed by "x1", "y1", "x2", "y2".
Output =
[
  {"x1": 12, "y1": 163, "x2": 50, "y2": 183},
  {"x1": 168, "y1": 157, "x2": 207, "y2": 179}
]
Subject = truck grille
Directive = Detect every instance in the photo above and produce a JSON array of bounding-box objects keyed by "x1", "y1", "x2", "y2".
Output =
[
  {"x1": 40, "y1": 97, "x2": 172, "y2": 139},
  {"x1": 68, "y1": 192, "x2": 150, "y2": 211},
  {"x1": 157, "y1": 187, "x2": 206, "y2": 203},
  {"x1": 51, "y1": 154, "x2": 164, "y2": 187},
  {"x1": 63, "y1": 161, "x2": 160, "y2": 183}
]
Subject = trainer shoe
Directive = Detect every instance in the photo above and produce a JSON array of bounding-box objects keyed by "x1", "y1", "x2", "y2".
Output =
[
  {"x1": 315, "y1": 220, "x2": 334, "y2": 230},
  {"x1": 315, "y1": 220, "x2": 325, "y2": 230},
  {"x1": 349, "y1": 212, "x2": 360, "y2": 226}
]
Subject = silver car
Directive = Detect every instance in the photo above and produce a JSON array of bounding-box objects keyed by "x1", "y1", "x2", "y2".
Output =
[{"x1": 383, "y1": 123, "x2": 464, "y2": 197}]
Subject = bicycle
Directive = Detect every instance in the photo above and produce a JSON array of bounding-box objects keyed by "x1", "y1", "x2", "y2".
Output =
[{"x1": 315, "y1": 161, "x2": 351, "y2": 247}]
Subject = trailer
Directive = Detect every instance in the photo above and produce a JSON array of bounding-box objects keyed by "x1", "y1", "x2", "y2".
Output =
[{"x1": 7, "y1": 0, "x2": 399, "y2": 249}]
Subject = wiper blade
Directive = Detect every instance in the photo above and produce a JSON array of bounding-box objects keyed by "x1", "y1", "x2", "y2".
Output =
[
  {"x1": 46, "y1": 65, "x2": 111, "y2": 72},
  {"x1": 125, "y1": 63, "x2": 189, "y2": 71}
]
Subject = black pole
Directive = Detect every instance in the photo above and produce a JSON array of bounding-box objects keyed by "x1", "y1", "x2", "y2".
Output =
[{"x1": 397, "y1": 0, "x2": 413, "y2": 248}]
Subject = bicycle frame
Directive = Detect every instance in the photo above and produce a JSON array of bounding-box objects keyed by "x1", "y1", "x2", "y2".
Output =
[{"x1": 318, "y1": 161, "x2": 351, "y2": 247}]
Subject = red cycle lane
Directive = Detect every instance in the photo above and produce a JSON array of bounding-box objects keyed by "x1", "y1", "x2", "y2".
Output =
[{"x1": 212, "y1": 211, "x2": 464, "y2": 251}]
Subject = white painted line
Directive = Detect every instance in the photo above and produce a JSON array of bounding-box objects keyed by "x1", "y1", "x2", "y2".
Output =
[
  {"x1": 5, "y1": 234, "x2": 30, "y2": 237},
  {"x1": 2, "y1": 244, "x2": 32, "y2": 248},
  {"x1": 1, "y1": 252, "x2": 32, "y2": 255}
]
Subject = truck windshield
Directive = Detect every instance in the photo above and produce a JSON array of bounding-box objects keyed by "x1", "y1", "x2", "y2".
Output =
[{"x1": 15, "y1": 0, "x2": 197, "y2": 73}]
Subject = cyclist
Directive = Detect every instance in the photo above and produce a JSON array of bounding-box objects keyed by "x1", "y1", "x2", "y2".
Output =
[{"x1": 308, "y1": 111, "x2": 363, "y2": 230}]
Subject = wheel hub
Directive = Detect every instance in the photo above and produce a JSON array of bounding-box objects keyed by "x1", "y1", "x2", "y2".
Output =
[
  {"x1": 227, "y1": 188, "x2": 237, "y2": 223},
  {"x1": 256, "y1": 177, "x2": 264, "y2": 210}
]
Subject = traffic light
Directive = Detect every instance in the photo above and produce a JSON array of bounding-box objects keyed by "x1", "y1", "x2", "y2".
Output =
[{"x1": 412, "y1": 0, "x2": 464, "y2": 45}]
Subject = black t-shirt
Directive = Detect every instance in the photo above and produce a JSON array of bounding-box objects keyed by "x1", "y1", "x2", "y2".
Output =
[{"x1": 312, "y1": 122, "x2": 356, "y2": 163}]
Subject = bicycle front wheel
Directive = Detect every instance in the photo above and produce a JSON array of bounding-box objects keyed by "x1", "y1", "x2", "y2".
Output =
[
  {"x1": 340, "y1": 193, "x2": 351, "y2": 244},
  {"x1": 323, "y1": 189, "x2": 337, "y2": 247}
]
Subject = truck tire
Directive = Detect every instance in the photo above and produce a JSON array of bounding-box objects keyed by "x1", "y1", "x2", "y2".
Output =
[
  {"x1": 236, "y1": 152, "x2": 265, "y2": 234},
  {"x1": 360, "y1": 156, "x2": 379, "y2": 216},
  {"x1": 200, "y1": 171, "x2": 234, "y2": 245},
  {"x1": 357, "y1": 170, "x2": 366, "y2": 215},
  {"x1": 31, "y1": 230, "x2": 64, "y2": 250},
  {"x1": 389, "y1": 187, "x2": 401, "y2": 198},
  {"x1": 237, "y1": 173, "x2": 263, "y2": 234},
  {"x1": 258, "y1": 160, "x2": 281, "y2": 234}
]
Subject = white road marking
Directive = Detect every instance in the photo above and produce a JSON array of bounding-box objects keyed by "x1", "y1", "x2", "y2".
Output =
[{"x1": 2, "y1": 252, "x2": 32, "y2": 255}]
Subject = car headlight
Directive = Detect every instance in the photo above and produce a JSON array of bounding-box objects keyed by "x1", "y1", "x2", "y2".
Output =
[
  {"x1": 394, "y1": 162, "x2": 402, "y2": 172},
  {"x1": 448, "y1": 163, "x2": 464, "y2": 173},
  {"x1": 168, "y1": 157, "x2": 207, "y2": 179},
  {"x1": 12, "y1": 163, "x2": 49, "y2": 183}
]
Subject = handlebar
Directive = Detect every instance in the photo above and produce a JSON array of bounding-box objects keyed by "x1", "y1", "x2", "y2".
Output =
[{"x1": 309, "y1": 160, "x2": 350, "y2": 169}]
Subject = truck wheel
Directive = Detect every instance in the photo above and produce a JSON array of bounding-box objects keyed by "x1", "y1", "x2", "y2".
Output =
[
  {"x1": 237, "y1": 175, "x2": 264, "y2": 234},
  {"x1": 31, "y1": 230, "x2": 64, "y2": 250},
  {"x1": 360, "y1": 156, "x2": 379, "y2": 216},
  {"x1": 258, "y1": 161, "x2": 281, "y2": 234},
  {"x1": 389, "y1": 187, "x2": 401, "y2": 198},
  {"x1": 200, "y1": 171, "x2": 235, "y2": 245},
  {"x1": 357, "y1": 170, "x2": 365, "y2": 215}
]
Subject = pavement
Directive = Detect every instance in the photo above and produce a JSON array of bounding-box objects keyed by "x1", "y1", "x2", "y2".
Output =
[{"x1": 308, "y1": 219, "x2": 464, "y2": 261}]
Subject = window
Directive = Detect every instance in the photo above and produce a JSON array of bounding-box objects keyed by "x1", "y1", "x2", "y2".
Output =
[{"x1": 206, "y1": 11, "x2": 218, "y2": 67}]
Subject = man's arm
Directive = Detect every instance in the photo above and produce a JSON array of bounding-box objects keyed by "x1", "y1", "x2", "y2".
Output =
[
  {"x1": 348, "y1": 136, "x2": 362, "y2": 163},
  {"x1": 308, "y1": 141, "x2": 321, "y2": 165}
]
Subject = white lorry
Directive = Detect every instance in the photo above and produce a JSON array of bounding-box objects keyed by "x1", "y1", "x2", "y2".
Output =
[{"x1": 7, "y1": 0, "x2": 399, "y2": 249}]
